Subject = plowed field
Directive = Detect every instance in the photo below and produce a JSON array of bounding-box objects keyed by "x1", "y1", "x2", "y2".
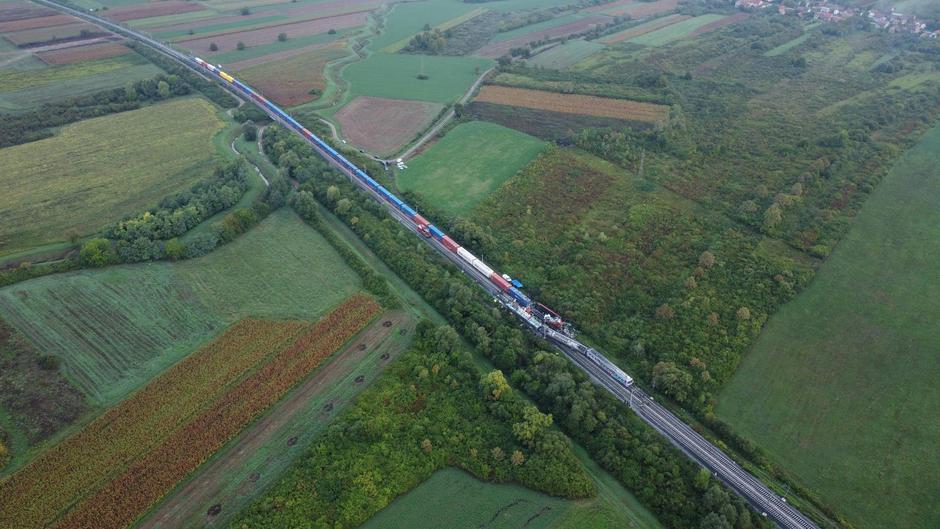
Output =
[
  {"x1": 0, "y1": 2, "x2": 51, "y2": 23},
  {"x1": 4, "y1": 22, "x2": 105, "y2": 47},
  {"x1": 37, "y1": 41, "x2": 130, "y2": 65},
  {"x1": 335, "y1": 96, "x2": 443, "y2": 156},
  {"x1": 178, "y1": 11, "x2": 366, "y2": 55},
  {"x1": 475, "y1": 85, "x2": 668, "y2": 123}
]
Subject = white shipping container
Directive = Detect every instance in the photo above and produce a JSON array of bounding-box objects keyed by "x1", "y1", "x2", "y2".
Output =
[
  {"x1": 457, "y1": 247, "x2": 476, "y2": 264},
  {"x1": 472, "y1": 259, "x2": 494, "y2": 278}
]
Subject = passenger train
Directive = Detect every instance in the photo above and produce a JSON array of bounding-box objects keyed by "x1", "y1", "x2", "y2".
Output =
[{"x1": 191, "y1": 56, "x2": 633, "y2": 389}]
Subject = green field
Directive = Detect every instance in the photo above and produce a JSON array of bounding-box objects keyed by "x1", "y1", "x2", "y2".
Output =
[
  {"x1": 0, "y1": 53, "x2": 163, "y2": 111},
  {"x1": 368, "y1": 0, "x2": 478, "y2": 51},
  {"x1": 627, "y1": 14, "x2": 726, "y2": 47},
  {"x1": 342, "y1": 52, "x2": 491, "y2": 104},
  {"x1": 397, "y1": 121, "x2": 545, "y2": 215},
  {"x1": 529, "y1": 39, "x2": 605, "y2": 70},
  {"x1": 0, "y1": 98, "x2": 225, "y2": 256},
  {"x1": 717, "y1": 124, "x2": 940, "y2": 529},
  {"x1": 0, "y1": 210, "x2": 361, "y2": 406},
  {"x1": 489, "y1": 13, "x2": 583, "y2": 43}
]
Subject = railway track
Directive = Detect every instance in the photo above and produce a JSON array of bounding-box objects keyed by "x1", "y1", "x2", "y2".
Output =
[{"x1": 30, "y1": 2, "x2": 824, "y2": 527}]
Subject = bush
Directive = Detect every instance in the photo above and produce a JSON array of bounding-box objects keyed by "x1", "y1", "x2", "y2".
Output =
[
  {"x1": 277, "y1": 32, "x2": 287, "y2": 42},
  {"x1": 236, "y1": 41, "x2": 246, "y2": 51},
  {"x1": 209, "y1": 42, "x2": 218, "y2": 51}
]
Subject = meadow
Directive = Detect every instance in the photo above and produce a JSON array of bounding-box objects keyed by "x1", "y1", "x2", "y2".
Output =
[
  {"x1": 0, "y1": 210, "x2": 361, "y2": 407},
  {"x1": 717, "y1": 125, "x2": 940, "y2": 529},
  {"x1": 397, "y1": 121, "x2": 545, "y2": 215},
  {"x1": 341, "y1": 52, "x2": 491, "y2": 104},
  {"x1": 625, "y1": 14, "x2": 726, "y2": 47},
  {"x1": 0, "y1": 97, "x2": 224, "y2": 256}
]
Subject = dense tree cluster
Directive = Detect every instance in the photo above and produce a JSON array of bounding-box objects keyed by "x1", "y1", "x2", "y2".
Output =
[
  {"x1": 126, "y1": 42, "x2": 237, "y2": 109},
  {"x1": 260, "y1": 125, "x2": 775, "y2": 529},
  {"x1": 231, "y1": 322, "x2": 594, "y2": 528}
]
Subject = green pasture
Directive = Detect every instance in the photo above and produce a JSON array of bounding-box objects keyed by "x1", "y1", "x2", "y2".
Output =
[
  {"x1": 627, "y1": 14, "x2": 726, "y2": 47},
  {"x1": 0, "y1": 210, "x2": 361, "y2": 406},
  {"x1": 0, "y1": 98, "x2": 225, "y2": 256},
  {"x1": 397, "y1": 121, "x2": 545, "y2": 215},
  {"x1": 717, "y1": 124, "x2": 940, "y2": 529},
  {"x1": 529, "y1": 39, "x2": 605, "y2": 69},
  {"x1": 368, "y1": 0, "x2": 478, "y2": 51},
  {"x1": 342, "y1": 53, "x2": 491, "y2": 104}
]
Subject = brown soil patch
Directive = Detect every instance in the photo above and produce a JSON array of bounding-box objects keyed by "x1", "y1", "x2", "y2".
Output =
[
  {"x1": 475, "y1": 85, "x2": 669, "y2": 123},
  {"x1": 36, "y1": 41, "x2": 130, "y2": 65},
  {"x1": 475, "y1": 16, "x2": 611, "y2": 58},
  {"x1": 0, "y1": 14, "x2": 75, "y2": 33},
  {"x1": 105, "y1": 1, "x2": 205, "y2": 23},
  {"x1": 178, "y1": 11, "x2": 366, "y2": 55},
  {"x1": 689, "y1": 11, "x2": 749, "y2": 36},
  {"x1": 335, "y1": 96, "x2": 443, "y2": 156},
  {"x1": 600, "y1": 14, "x2": 689, "y2": 44},
  {"x1": 135, "y1": 311, "x2": 414, "y2": 529},
  {"x1": 233, "y1": 41, "x2": 347, "y2": 106}
]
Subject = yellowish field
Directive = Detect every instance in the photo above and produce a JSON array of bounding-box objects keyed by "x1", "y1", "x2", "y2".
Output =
[
  {"x1": 0, "y1": 97, "x2": 225, "y2": 256},
  {"x1": 475, "y1": 85, "x2": 669, "y2": 123}
]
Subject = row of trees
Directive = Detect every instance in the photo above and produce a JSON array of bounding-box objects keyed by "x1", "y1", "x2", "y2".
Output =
[{"x1": 261, "y1": 125, "x2": 775, "y2": 529}]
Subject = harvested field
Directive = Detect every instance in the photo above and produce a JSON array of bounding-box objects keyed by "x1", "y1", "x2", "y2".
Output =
[
  {"x1": 469, "y1": 101, "x2": 648, "y2": 141},
  {"x1": 4, "y1": 22, "x2": 106, "y2": 47},
  {"x1": 600, "y1": 14, "x2": 689, "y2": 45},
  {"x1": 0, "y1": 13, "x2": 75, "y2": 33},
  {"x1": 56, "y1": 296, "x2": 380, "y2": 529},
  {"x1": 234, "y1": 41, "x2": 347, "y2": 106},
  {"x1": 689, "y1": 11, "x2": 749, "y2": 36},
  {"x1": 529, "y1": 38, "x2": 604, "y2": 69},
  {"x1": 36, "y1": 41, "x2": 129, "y2": 65},
  {"x1": 227, "y1": 40, "x2": 340, "y2": 69},
  {"x1": 475, "y1": 85, "x2": 669, "y2": 123},
  {"x1": 474, "y1": 15, "x2": 611, "y2": 58},
  {"x1": 335, "y1": 96, "x2": 443, "y2": 156},
  {"x1": 178, "y1": 11, "x2": 367, "y2": 55},
  {"x1": 104, "y1": 1, "x2": 205, "y2": 23}
]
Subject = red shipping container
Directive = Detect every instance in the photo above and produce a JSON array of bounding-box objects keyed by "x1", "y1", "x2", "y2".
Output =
[
  {"x1": 441, "y1": 236, "x2": 460, "y2": 253},
  {"x1": 489, "y1": 273, "x2": 510, "y2": 292}
]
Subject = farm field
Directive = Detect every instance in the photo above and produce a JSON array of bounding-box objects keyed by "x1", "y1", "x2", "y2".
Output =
[
  {"x1": 0, "y1": 295, "x2": 379, "y2": 529},
  {"x1": 0, "y1": 51, "x2": 162, "y2": 111},
  {"x1": 35, "y1": 40, "x2": 130, "y2": 64},
  {"x1": 209, "y1": 29, "x2": 347, "y2": 64},
  {"x1": 3, "y1": 21, "x2": 104, "y2": 46},
  {"x1": 599, "y1": 14, "x2": 689, "y2": 45},
  {"x1": 397, "y1": 121, "x2": 545, "y2": 215},
  {"x1": 469, "y1": 101, "x2": 640, "y2": 141},
  {"x1": 717, "y1": 124, "x2": 940, "y2": 529},
  {"x1": 139, "y1": 310, "x2": 416, "y2": 529},
  {"x1": 0, "y1": 97, "x2": 224, "y2": 256},
  {"x1": 474, "y1": 85, "x2": 669, "y2": 123},
  {"x1": 177, "y1": 11, "x2": 367, "y2": 55},
  {"x1": 585, "y1": 0, "x2": 678, "y2": 18},
  {"x1": 0, "y1": 210, "x2": 362, "y2": 406},
  {"x1": 233, "y1": 41, "x2": 347, "y2": 106},
  {"x1": 367, "y1": 0, "x2": 480, "y2": 52},
  {"x1": 528, "y1": 39, "x2": 605, "y2": 69},
  {"x1": 475, "y1": 16, "x2": 611, "y2": 58},
  {"x1": 0, "y1": 13, "x2": 73, "y2": 33},
  {"x1": 381, "y1": 6, "x2": 488, "y2": 53},
  {"x1": 335, "y1": 96, "x2": 443, "y2": 156},
  {"x1": 626, "y1": 14, "x2": 727, "y2": 47},
  {"x1": 361, "y1": 468, "x2": 571, "y2": 529},
  {"x1": 341, "y1": 52, "x2": 491, "y2": 104}
]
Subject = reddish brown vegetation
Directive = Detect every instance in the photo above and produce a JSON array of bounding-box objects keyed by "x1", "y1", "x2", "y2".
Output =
[
  {"x1": 105, "y1": 1, "x2": 205, "y2": 23},
  {"x1": 0, "y1": 2, "x2": 52, "y2": 23},
  {"x1": 475, "y1": 85, "x2": 669, "y2": 123},
  {"x1": 234, "y1": 42, "x2": 347, "y2": 106},
  {"x1": 37, "y1": 41, "x2": 130, "y2": 65},
  {"x1": 0, "y1": 14, "x2": 75, "y2": 33},
  {"x1": 56, "y1": 295, "x2": 380, "y2": 529},
  {"x1": 178, "y1": 11, "x2": 366, "y2": 54},
  {"x1": 149, "y1": 0, "x2": 378, "y2": 35},
  {"x1": 4, "y1": 22, "x2": 104, "y2": 47},
  {"x1": 475, "y1": 16, "x2": 612, "y2": 58},
  {"x1": 336, "y1": 96, "x2": 443, "y2": 155}
]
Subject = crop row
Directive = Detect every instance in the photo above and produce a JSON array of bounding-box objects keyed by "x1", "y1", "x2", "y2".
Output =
[
  {"x1": 475, "y1": 85, "x2": 669, "y2": 123},
  {"x1": 0, "y1": 319, "x2": 306, "y2": 529},
  {"x1": 56, "y1": 294, "x2": 381, "y2": 529}
]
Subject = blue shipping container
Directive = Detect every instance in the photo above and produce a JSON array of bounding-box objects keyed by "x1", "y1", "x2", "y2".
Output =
[{"x1": 429, "y1": 225, "x2": 444, "y2": 240}]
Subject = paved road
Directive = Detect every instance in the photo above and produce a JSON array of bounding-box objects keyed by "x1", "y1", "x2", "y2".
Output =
[{"x1": 31, "y1": 2, "x2": 825, "y2": 527}]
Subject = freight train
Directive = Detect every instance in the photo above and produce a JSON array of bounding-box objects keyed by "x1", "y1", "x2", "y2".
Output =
[{"x1": 190, "y1": 56, "x2": 633, "y2": 389}]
